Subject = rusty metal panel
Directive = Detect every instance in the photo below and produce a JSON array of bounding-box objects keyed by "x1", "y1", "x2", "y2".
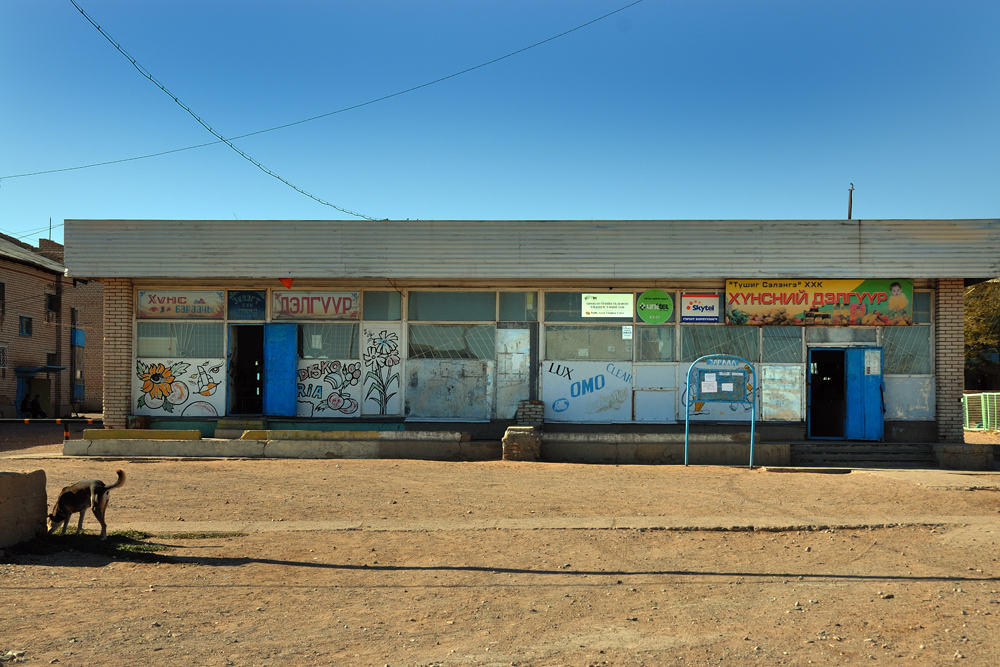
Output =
[
  {"x1": 404, "y1": 360, "x2": 494, "y2": 421},
  {"x1": 65, "y1": 219, "x2": 1000, "y2": 280},
  {"x1": 760, "y1": 364, "x2": 805, "y2": 421},
  {"x1": 884, "y1": 376, "x2": 935, "y2": 420}
]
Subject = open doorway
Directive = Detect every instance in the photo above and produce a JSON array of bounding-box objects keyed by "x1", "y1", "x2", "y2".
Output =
[
  {"x1": 808, "y1": 349, "x2": 845, "y2": 438},
  {"x1": 229, "y1": 325, "x2": 264, "y2": 414}
]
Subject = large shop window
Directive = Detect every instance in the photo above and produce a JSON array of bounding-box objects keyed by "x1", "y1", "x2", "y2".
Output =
[
  {"x1": 137, "y1": 322, "x2": 224, "y2": 358},
  {"x1": 883, "y1": 326, "x2": 932, "y2": 374},
  {"x1": 636, "y1": 326, "x2": 675, "y2": 362},
  {"x1": 409, "y1": 324, "x2": 496, "y2": 360},
  {"x1": 299, "y1": 323, "x2": 360, "y2": 359},
  {"x1": 762, "y1": 327, "x2": 803, "y2": 363},
  {"x1": 408, "y1": 291, "x2": 495, "y2": 321},
  {"x1": 499, "y1": 292, "x2": 538, "y2": 321},
  {"x1": 681, "y1": 325, "x2": 759, "y2": 362},
  {"x1": 545, "y1": 325, "x2": 633, "y2": 361}
]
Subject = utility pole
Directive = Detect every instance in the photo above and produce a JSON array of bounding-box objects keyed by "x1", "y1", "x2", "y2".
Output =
[{"x1": 847, "y1": 184, "x2": 854, "y2": 220}]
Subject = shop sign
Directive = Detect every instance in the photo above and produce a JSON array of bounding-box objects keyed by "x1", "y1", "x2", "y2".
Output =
[
  {"x1": 137, "y1": 290, "x2": 225, "y2": 319},
  {"x1": 227, "y1": 290, "x2": 266, "y2": 320},
  {"x1": 681, "y1": 294, "x2": 720, "y2": 322},
  {"x1": 272, "y1": 291, "x2": 359, "y2": 320},
  {"x1": 725, "y1": 279, "x2": 913, "y2": 326},
  {"x1": 582, "y1": 293, "x2": 633, "y2": 318},
  {"x1": 636, "y1": 289, "x2": 674, "y2": 324}
]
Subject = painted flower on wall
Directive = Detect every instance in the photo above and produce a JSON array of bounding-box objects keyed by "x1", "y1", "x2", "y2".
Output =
[
  {"x1": 363, "y1": 329, "x2": 400, "y2": 415},
  {"x1": 136, "y1": 360, "x2": 190, "y2": 413}
]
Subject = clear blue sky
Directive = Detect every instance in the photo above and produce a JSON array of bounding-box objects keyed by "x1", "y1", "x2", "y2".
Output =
[{"x1": 2, "y1": 0, "x2": 998, "y2": 245}]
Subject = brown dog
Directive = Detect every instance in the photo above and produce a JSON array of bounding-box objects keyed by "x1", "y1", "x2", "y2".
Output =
[{"x1": 47, "y1": 469, "x2": 126, "y2": 540}]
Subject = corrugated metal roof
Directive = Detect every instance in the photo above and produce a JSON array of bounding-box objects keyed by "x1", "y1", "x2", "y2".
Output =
[
  {"x1": 0, "y1": 237, "x2": 65, "y2": 274},
  {"x1": 64, "y1": 219, "x2": 1000, "y2": 280}
]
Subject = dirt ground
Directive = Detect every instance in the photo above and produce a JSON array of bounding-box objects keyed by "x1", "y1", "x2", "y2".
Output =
[{"x1": 2, "y1": 426, "x2": 1000, "y2": 666}]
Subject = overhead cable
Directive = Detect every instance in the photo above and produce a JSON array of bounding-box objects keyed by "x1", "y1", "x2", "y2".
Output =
[
  {"x1": 3, "y1": 0, "x2": 646, "y2": 182},
  {"x1": 66, "y1": 0, "x2": 378, "y2": 221}
]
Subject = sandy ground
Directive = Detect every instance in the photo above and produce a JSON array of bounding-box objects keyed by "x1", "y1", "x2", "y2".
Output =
[{"x1": 1, "y1": 425, "x2": 999, "y2": 666}]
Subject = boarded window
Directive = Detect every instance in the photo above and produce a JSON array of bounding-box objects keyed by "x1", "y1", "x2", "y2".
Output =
[
  {"x1": 136, "y1": 322, "x2": 224, "y2": 358},
  {"x1": 408, "y1": 324, "x2": 495, "y2": 360}
]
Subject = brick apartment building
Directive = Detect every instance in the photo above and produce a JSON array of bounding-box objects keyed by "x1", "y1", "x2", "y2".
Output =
[{"x1": 0, "y1": 234, "x2": 103, "y2": 417}]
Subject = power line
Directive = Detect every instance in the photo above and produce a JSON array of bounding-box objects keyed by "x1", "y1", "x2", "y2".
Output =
[
  {"x1": 66, "y1": 0, "x2": 379, "y2": 221},
  {"x1": 2, "y1": 0, "x2": 647, "y2": 182}
]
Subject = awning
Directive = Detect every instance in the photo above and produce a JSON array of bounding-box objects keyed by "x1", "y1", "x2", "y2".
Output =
[{"x1": 15, "y1": 366, "x2": 67, "y2": 376}]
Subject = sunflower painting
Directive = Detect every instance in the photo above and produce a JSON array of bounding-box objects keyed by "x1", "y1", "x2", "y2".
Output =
[{"x1": 136, "y1": 360, "x2": 190, "y2": 413}]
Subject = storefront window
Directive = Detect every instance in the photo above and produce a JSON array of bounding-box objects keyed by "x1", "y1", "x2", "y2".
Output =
[
  {"x1": 364, "y1": 291, "x2": 402, "y2": 320},
  {"x1": 762, "y1": 327, "x2": 803, "y2": 363},
  {"x1": 913, "y1": 292, "x2": 931, "y2": 323},
  {"x1": 137, "y1": 322, "x2": 224, "y2": 358},
  {"x1": 545, "y1": 325, "x2": 633, "y2": 361},
  {"x1": 299, "y1": 323, "x2": 360, "y2": 359},
  {"x1": 408, "y1": 324, "x2": 495, "y2": 359},
  {"x1": 883, "y1": 326, "x2": 931, "y2": 374},
  {"x1": 408, "y1": 291, "x2": 495, "y2": 321},
  {"x1": 681, "y1": 325, "x2": 758, "y2": 362},
  {"x1": 499, "y1": 292, "x2": 537, "y2": 321},
  {"x1": 636, "y1": 326, "x2": 675, "y2": 362}
]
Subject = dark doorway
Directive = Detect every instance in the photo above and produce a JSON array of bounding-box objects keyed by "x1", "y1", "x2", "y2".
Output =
[
  {"x1": 809, "y1": 349, "x2": 845, "y2": 438},
  {"x1": 229, "y1": 325, "x2": 264, "y2": 414}
]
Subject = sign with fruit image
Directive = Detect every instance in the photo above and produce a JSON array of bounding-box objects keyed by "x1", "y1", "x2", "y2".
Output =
[{"x1": 725, "y1": 279, "x2": 913, "y2": 326}]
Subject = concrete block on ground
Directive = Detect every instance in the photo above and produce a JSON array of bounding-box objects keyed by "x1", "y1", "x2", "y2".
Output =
[
  {"x1": 934, "y1": 444, "x2": 995, "y2": 471},
  {"x1": 502, "y1": 426, "x2": 541, "y2": 461},
  {"x1": 65, "y1": 439, "x2": 266, "y2": 457},
  {"x1": 0, "y1": 470, "x2": 47, "y2": 548}
]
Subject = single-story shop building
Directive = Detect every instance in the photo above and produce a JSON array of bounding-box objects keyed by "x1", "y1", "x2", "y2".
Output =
[{"x1": 64, "y1": 219, "x2": 1000, "y2": 445}]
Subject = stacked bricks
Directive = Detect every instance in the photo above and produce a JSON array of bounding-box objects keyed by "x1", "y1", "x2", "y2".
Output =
[
  {"x1": 502, "y1": 426, "x2": 541, "y2": 461},
  {"x1": 515, "y1": 399, "x2": 544, "y2": 427},
  {"x1": 935, "y1": 278, "x2": 964, "y2": 443},
  {"x1": 102, "y1": 278, "x2": 134, "y2": 430}
]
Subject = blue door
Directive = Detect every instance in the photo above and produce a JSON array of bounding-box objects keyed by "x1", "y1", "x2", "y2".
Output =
[
  {"x1": 263, "y1": 323, "x2": 297, "y2": 416},
  {"x1": 844, "y1": 347, "x2": 884, "y2": 441},
  {"x1": 808, "y1": 347, "x2": 883, "y2": 441}
]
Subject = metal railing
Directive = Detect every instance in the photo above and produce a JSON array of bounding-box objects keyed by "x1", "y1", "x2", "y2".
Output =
[{"x1": 963, "y1": 393, "x2": 1000, "y2": 430}]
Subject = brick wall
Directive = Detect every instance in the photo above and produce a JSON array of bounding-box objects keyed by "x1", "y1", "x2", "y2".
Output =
[
  {"x1": 935, "y1": 278, "x2": 964, "y2": 443},
  {"x1": 0, "y1": 257, "x2": 73, "y2": 417},
  {"x1": 102, "y1": 278, "x2": 133, "y2": 429}
]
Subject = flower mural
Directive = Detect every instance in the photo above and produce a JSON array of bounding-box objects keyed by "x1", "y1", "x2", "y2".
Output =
[
  {"x1": 363, "y1": 329, "x2": 400, "y2": 415},
  {"x1": 296, "y1": 359, "x2": 361, "y2": 416},
  {"x1": 136, "y1": 360, "x2": 190, "y2": 413}
]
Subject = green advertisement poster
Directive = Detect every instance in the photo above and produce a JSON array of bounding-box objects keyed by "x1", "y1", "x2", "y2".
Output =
[{"x1": 636, "y1": 289, "x2": 674, "y2": 325}]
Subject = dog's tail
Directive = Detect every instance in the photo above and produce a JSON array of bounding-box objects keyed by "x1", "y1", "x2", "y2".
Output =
[{"x1": 106, "y1": 469, "x2": 126, "y2": 491}]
